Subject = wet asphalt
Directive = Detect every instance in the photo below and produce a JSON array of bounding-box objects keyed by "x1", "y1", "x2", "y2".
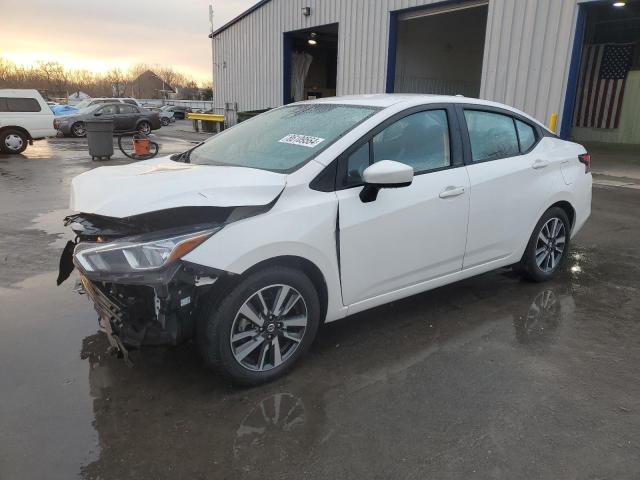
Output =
[{"x1": 1, "y1": 128, "x2": 639, "y2": 479}]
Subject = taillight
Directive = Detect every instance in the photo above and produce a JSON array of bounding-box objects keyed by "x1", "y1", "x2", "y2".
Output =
[{"x1": 578, "y1": 153, "x2": 591, "y2": 173}]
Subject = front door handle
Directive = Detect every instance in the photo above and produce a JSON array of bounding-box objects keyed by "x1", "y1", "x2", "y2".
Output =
[
  {"x1": 532, "y1": 159, "x2": 549, "y2": 169},
  {"x1": 439, "y1": 186, "x2": 465, "y2": 199}
]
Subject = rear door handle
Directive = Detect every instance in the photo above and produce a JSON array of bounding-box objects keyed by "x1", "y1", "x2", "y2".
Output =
[
  {"x1": 532, "y1": 159, "x2": 549, "y2": 169},
  {"x1": 439, "y1": 186, "x2": 465, "y2": 199}
]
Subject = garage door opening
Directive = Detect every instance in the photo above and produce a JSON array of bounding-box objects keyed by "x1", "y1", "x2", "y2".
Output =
[
  {"x1": 283, "y1": 23, "x2": 338, "y2": 104},
  {"x1": 568, "y1": 1, "x2": 640, "y2": 147},
  {"x1": 389, "y1": 2, "x2": 488, "y2": 97}
]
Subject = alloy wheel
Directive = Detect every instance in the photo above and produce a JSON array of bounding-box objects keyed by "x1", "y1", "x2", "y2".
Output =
[
  {"x1": 72, "y1": 123, "x2": 86, "y2": 137},
  {"x1": 230, "y1": 284, "x2": 308, "y2": 372},
  {"x1": 4, "y1": 134, "x2": 23, "y2": 152},
  {"x1": 535, "y1": 217, "x2": 566, "y2": 273},
  {"x1": 138, "y1": 122, "x2": 151, "y2": 134}
]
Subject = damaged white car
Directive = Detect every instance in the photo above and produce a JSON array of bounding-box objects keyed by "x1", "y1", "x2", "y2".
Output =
[{"x1": 59, "y1": 95, "x2": 592, "y2": 385}]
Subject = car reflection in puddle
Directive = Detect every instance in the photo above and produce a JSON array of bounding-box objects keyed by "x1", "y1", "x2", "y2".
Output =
[{"x1": 514, "y1": 288, "x2": 566, "y2": 345}]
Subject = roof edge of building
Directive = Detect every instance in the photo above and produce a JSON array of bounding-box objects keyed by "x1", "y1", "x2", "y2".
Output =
[{"x1": 211, "y1": 0, "x2": 272, "y2": 38}]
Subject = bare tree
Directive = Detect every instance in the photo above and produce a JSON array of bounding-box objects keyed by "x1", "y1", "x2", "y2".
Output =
[{"x1": 104, "y1": 68, "x2": 127, "y2": 97}]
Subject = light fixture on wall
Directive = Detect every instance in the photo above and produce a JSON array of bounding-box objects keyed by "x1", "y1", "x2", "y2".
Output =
[
  {"x1": 308, "y1": 32, "x2": 318, "y2": 46},
  {"x1": 613, "y1": 1, "x2": 626, "y2": 6},
  {"x1": 302, "y1": 6, "x2": 311, "y2": 16}
]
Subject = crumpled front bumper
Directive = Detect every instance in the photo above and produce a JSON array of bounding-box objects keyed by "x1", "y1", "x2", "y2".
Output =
[{"x1": 60, "y1": 240, "x2": 223, "y2": 349}]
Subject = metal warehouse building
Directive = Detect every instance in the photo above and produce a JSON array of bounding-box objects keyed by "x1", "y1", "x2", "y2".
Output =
[{"x1": 211, "y1": 0, "x2": 640, "y2": 145}]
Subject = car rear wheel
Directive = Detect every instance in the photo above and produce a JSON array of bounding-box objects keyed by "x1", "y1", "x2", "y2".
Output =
[
  {"x1": 518, "y1": 207, "x2": 571, "y2": 282},
  {"x1": 0, "y1": 129, "x2": 28, "y2": 154},
  {"x1": 71, "y1": 122, "x2": 86, "y2": 138},
  {"x1": 137, "y1": 121, "x2": 151, "y2": 135},
  {"x1": 161, "y1": 117, "x2": 170, "y2": 126},
  {"x1": 196, "y1": 266, "x2": 321, "y2": 386}
]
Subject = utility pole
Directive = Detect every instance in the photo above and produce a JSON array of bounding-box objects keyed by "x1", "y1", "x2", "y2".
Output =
[{"x1": 209, "y1": 3, "x2": 215, "y2": 98}]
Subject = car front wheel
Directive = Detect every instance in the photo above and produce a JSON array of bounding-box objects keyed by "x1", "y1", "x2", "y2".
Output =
[
  {"x1": 197, "y1": 266, "x2": 321, "y2": 386},
  {"x1": 137, "y1": 121, "x2": 152, "y2": 134},
  {"x1": 0, "y1": 129, "x2": 28, "y2": 154},
  {"x1": 161, "y1": 117, "x2": 170, "y2": 126},
  {"x1": 518, "y1": 207, "x2": 571, "y2": 282}
]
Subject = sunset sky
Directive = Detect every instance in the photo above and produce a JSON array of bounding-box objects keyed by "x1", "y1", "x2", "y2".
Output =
[{"x1": 1, "y1": 0, "x2": 256, "y2": 83}]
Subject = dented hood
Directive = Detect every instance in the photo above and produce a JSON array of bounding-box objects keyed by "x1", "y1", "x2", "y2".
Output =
[{"x1": 70, "y1": 156, "x2": 287, "y2": 218}]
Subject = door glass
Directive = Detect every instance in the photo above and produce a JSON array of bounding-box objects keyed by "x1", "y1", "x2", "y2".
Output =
[
  {"x1": 344, "y1": 142, "x2": 370, "y2": 187},
  {"x1": 118, "y1": 104, "x2": 137, "y2": 114},
  {"x1": 372, "y1": 110, "x2": 450, "y2": 173},
  {"x1": 515, "y1": 119, "x2": 536, "y2": 152},
  {"x1": 464, "y1": 110, "x2": 520, "y2": 162},
  {"x1": 100, "y1": 105, "x2": 118, "y2": 115}
]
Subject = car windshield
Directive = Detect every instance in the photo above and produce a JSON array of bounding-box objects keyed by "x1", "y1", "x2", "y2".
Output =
[
  {"x1": 74, "y1": 99, "x2": 92, "y2": 109},
  {"x1": 77, "y1": 104, "x2": 103, "y2": 114},
  {"x1": 188, "y1": 104, "x2": 380, "y2": 173}
]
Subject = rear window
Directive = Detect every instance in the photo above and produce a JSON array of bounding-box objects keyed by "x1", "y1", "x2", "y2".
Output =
[
  {"x1": 0, "y1": 97, "x2": 42, "y2": 112},
  {"x1": 464, "y1": 110, "x2": 520, "y2": 162},
  {"x1": 516, "y1": 119, "x2": 536, "y2": 152}
]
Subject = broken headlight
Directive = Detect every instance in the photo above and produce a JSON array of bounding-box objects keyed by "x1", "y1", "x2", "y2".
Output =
[{"x1": 74, "y1": 226, "x2": 221, "y2": 273}]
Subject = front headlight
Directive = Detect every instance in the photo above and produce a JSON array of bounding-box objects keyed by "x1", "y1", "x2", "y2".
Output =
[{"x1": 74, "y1": 227, "x2": 221, "y2": 273}]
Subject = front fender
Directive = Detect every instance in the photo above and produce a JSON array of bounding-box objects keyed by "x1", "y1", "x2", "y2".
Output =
[{"x1": 182, "y1": 187, "x2": 347, "y2": 322}]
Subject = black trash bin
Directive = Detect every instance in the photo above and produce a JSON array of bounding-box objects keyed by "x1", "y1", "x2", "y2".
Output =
[{"x1": 86, "y1": 119, "x2": 114, "y2": 161}]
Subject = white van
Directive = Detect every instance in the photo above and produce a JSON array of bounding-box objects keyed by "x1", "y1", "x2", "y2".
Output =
[{"x1": 0, "y1": 89, "x2": 56, "y2": 154}]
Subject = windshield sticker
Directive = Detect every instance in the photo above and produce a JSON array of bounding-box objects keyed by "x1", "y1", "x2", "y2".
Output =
[{"x1": 279, "y1": 134, "x2": 325, "y2": 148}]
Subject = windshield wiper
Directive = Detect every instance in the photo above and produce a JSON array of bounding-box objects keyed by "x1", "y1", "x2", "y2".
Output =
[{"x1": 171, "y1": 142, "x2": 203, "y2": 163}]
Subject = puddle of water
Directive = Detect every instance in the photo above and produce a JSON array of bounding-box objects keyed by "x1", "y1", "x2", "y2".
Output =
[{"x1": 28, "y1": 208, "x2": 75, "y2": 248}]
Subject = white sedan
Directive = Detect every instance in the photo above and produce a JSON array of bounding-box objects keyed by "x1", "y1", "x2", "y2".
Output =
[{"x1": 61, "y1": 94, "x2": 592, "y2": 385}]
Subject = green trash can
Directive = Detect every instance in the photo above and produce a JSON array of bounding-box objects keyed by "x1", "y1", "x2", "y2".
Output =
[{"x1": 86, "y1": 119, "x2": 114, "y2": 161}]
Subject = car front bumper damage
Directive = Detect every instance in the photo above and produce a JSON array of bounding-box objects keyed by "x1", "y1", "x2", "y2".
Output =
[{"x1": 57, "y1": 209, "x2": 234, "y2": 357}]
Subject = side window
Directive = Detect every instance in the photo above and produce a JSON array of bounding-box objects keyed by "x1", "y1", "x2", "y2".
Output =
[
  {"x1": 1, "y1": 97, "x2": 41, "y2": 112},
  {"x1": 372, "y1": 109, "x2": 450, "y2": 173},
  {"x1": 118, "y1": 104, "x2": 137, "y2": 114},
  {"x1": 516, "y1": 119, "x2": 536, "y2": 152},
  {"x1": 100, "y1": 105, "x2": 118, "y2": 115},
  {"x1": 344, "y1": 142, "x2": 370, "y2": 187},
  {"x1": 464, "y1": 110, "x2": 520, "y2": 162}
]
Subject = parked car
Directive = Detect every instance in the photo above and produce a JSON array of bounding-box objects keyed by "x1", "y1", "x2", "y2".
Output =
[
  {"x1": 59, "y1": 94, "x2": 592, "y2": 385},
  {"x1": 160, "y1": 105, "x2": 191, "y2": 120},
  {"x1": 147, "y1": 107, "x2": 175, "y2": 126},
  {"x1": 0, "y1": 89, "x2": 56, "y2": 154},
  {"x1": 73, "y1": 97, "x2": 143, "y2": 110},
  {"x1": 55, "y1": 102, "x2": 161, "y2": 137}
]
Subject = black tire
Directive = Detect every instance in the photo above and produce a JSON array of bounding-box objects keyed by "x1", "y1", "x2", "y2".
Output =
[
  {"x1": 196, "y1": 266, "x2": 321, "y2": 386},
  {"x1": 137, "y1": 121, "x2": 152, "y2": 134},
  {"x1": 71, "y1": 122, "x2": 86, "y2": 138},
  {"x1": 161, "y1": 117, "x2": 170, "y2": 126},
  {"x1": 0, "y1": 129, "x2": 28, "y2": 154},
  {"x1": 518, "y1": 207, "x2": 571, "y2": 282}
]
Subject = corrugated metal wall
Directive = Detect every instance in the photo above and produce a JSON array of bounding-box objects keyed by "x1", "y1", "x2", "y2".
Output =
[{"x1": 212, "y1": 0, "x2": 581, "y2": 125}]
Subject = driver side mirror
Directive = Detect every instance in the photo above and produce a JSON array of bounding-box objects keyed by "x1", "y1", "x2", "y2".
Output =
[
  {"x1": 359, "y1": 160, "x2": 413, "y2": 203},
  {"x1": 93, "y1": 111, "x2": 102, "y2": 117}
]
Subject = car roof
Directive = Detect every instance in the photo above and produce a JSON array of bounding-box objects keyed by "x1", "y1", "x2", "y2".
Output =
[
  {"x1": 0, "y1": 89, "x2": 43, "y2": 98},
  {"x1": 305, "y1": 94, "x2": 546, "y2": 129}
]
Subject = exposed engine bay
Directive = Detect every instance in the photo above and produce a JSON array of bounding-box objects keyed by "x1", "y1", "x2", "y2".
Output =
[{"x1": 58, "y1": 204, "x2": 273, "y2": 354}]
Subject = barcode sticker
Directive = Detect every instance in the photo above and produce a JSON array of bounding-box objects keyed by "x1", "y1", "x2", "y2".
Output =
[{"x1": 279, "y1": 134, "x2": 325, "y2": 148}]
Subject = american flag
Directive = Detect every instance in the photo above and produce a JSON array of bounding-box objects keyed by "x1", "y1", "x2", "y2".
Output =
[{"x1": 573, "y1": 43, "x2": 634, "y2": 129}]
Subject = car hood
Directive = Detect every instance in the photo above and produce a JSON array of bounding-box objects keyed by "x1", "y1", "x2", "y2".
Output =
[{"x1": 70, "y1": 156, "x2": 287, "y2": 218}]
